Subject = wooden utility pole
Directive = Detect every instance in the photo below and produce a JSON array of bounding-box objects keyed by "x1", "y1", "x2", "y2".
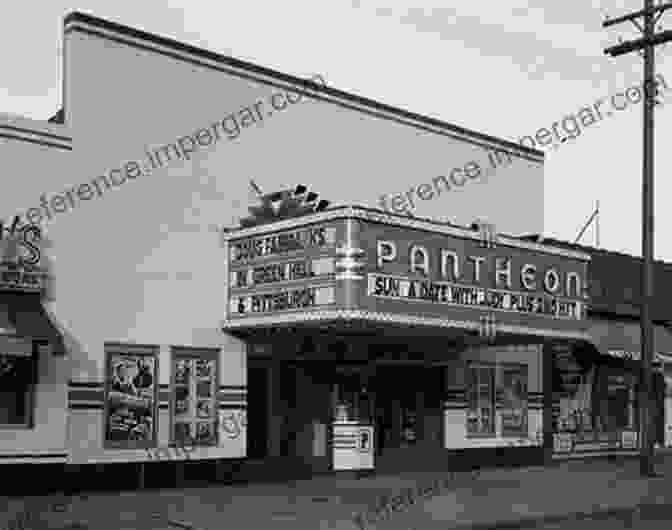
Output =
[{"x1": 604, "y1": 0, "x2": 672, "y2": 477}]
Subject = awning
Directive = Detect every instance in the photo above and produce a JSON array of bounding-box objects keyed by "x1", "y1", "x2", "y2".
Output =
[
  {"x1": 0, "y1": 292, "x2": 66, "y2": 355},
  {"x1": 587, "y1": 319, "x2": 672, "y2": 364}
]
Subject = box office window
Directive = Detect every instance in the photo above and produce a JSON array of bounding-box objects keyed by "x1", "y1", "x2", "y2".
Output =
[
  {"x1": 171, "y1": 348, "x2": 218, "y2": 446},
  {"x1": 0, "y1": 352, "x2": 36, "y2": 428},
  {"x1": 501, "y1": 364, "x2": 528, "y2": 436},
  {"x1": 466, "y1": 363, "x2": 496, "y2": 436},
  {"x1": 104, "y1": 345, "x2": 158, "y2": 448}
]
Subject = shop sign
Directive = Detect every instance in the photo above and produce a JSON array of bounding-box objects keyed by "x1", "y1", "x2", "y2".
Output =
[
  {"x1": 230, "y1": 285, "x2": 335, "y2": 315},
  {"x1": 0, "y1": 263, "x2": 47, "y2": 292},
  {"x1": 230, "y1": 226, "x2": 336, "y2": 263},
  {"x1": 367, "y1": 274, "x2": 583, "y2": 319}
]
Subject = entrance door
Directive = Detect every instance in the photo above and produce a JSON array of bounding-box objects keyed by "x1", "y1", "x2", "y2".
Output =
[
  {"x1": 375, "y1": 366, "x2": 423, "y2": 453},
  {"x1": 374, "y1": 365, "x2": 444, "y2": 470}
]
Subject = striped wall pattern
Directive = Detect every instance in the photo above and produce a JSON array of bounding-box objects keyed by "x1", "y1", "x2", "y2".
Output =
[{"x1": 68, "y1": 381, "x2": 247, "y2": 410}]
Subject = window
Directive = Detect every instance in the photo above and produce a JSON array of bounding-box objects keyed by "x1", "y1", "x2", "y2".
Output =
[
  {"x1": 501, "y1": 364, "x2": 528, "y2": 436},
  {"x1": 0, "y1": 350, "x2": 35, "y2": 428},
  {"x1": 466, "y1": 363, "x2": 495, "y2": 436},
  {"x1": 104, "y1": 344, "x2": 158, "y2": 448},
  {"x1": 171, "y1": 348, "x2": 219, "y2": 446}
]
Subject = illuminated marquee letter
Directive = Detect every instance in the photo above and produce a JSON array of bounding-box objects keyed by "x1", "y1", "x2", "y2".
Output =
[
  {"x1": 468, "y1": 256, "x2": 485, "y2": 283},
  {"x1": 521, "y1": 264, "x2": 536, "y2": 291},
  {"x1": 377, "y1": 241, "x2": 397, "y2": 268},
  {"x1": 566, "y1": 272, "x2": 582, "y2": 298},
  {"x1": 495, "y1": 258, "x2": 511, "y2": 289},
  {"x1": 544, "y1": 269, "x2": 560, "y2": 294},
  {"x1": 409, "y1": 245, "x2": 429, "y2": 275},
  {"x1": 441, "y1": 250, "x2": 460, "y2": 280}
]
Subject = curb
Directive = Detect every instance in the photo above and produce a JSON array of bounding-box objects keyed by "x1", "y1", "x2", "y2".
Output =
[{"x1": 450, "y1": 504, "x2": 649, "y2": 530}]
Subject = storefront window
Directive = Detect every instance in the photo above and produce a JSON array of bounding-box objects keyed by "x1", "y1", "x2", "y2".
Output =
[
  {"x1": 0, "y1": 353, "x2": 35, "y2": 427},
  {"x1": 501, "y1": 364, "x2": 528, "y2": 436},
  {"x1": 594, "y1": 368, "x2": 637, "y2": 433},
  {"x1": 104, "y1": 345, "x2": 158, "y2": 448},
  {"x1": 466, "y1": 363, "x2": 495, "y2": 436},
  {"x1": 552, "y1": 344, "x2": 640, "y2": 449},
  {"x1": 171, "y1": 348, "x2": 218, "y2": 446}
]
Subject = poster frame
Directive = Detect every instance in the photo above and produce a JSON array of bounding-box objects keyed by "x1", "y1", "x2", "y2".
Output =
[
  {"x1": 103, "y1": 343, "x2": 159, "y2": 450},
  {"x1": 169, "y1": 346, "x2": 220, "y2": 448}
]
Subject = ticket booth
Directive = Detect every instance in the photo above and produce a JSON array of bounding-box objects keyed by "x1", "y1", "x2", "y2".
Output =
[{"x1": 332, "y1": 365, "x2": 375, "y2": 470}]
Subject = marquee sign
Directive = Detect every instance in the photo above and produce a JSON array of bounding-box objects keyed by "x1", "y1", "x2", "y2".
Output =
[
  {"x1": 227, "y1": 221, "x2": 338, "y2": 319},
  {"x1": 368, "y1": 274, "x2": 584, "y2": 320},
  {"x1": 346, "y1": 213, "x2": 590, "y2": 338},
  {"x1": 231, "y1": 257, "x2": 334, "y2": 288},
  {"x1": 230, "y1": 285, "x2": 335, "y2": 315},
  {"x1": 230, "y1": 226, "x2": 336, "y2": 263},
  {"x1": 222, "y1": 207, "x2": 590, "y2": 339}
]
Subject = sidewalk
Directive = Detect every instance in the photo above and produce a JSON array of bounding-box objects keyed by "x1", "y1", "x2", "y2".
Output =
[{"x1": 4, "y1": 453, "x2": 672, "y2": 530}]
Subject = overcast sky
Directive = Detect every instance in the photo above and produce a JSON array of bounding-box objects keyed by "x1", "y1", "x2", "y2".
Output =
[{"x1": 3, "y1": 1, "x2": 672, "y2": 260}]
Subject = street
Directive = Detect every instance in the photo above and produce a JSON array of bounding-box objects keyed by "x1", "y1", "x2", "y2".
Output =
[{"x1": 483, "y1": 503, "x2": 672, "y2": 530}]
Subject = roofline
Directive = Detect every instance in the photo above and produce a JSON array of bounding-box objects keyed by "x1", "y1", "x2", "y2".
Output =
[
  {"x1": 63, "y1": 11, "x2": 544, "y2": 160},
  {"x1": 222, "y1": 205, "x2": 591, "y2": 261},
  {"x1": 519, "y1": 234, "x2": 672, "y2": 267}
]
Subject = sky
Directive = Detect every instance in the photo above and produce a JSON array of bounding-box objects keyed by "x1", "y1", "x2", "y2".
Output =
[{"x1": 3, "y1": 0, "x2": 672, "y2": 261}]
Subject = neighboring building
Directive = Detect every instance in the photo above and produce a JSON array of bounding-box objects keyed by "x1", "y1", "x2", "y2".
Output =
[
  {"x1": 0, "y1": 11, "x2": 546, "y2": 490},
  {"x1": 519, "y1": 235, "x2": 672, "y2": 457}
]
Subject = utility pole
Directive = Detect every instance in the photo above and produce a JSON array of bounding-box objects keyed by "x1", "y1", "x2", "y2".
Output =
[
  {"x1": 604, "y1": 0, "x2": 672, "y2": 478},
  {"x1": 595, "y1": 201, "x2": 600, "y2": 248}
]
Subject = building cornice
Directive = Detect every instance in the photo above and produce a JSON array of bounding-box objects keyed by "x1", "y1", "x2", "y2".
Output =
[{"x1": 63, "y1": 11, "x2": 543, "y2": 162}]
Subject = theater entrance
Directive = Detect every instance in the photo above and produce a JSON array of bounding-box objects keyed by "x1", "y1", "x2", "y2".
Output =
[{"x1": 373, "y1": 364, "x2": 445, "y2": 471}]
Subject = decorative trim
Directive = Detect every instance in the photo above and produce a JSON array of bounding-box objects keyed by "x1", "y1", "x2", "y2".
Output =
[
  {"x1": 0, "y1": 123, "x2": 71, "y2": 143},
  {"x1": 222, "y1": 309, "x2": 591, "y2": 340},
  {"x1": 0, "y1": 453, "x2": 68, "y2": 463},
  {"x1": 224, "y1": 207, "x2": 591, "y2": 261},
  {"x1": 335, "y1": 257, "x2": 364, "y2": 270},
  {"x1": 335, "y1": 272, "x2": 364, "y2": 280},
  {"x1": 336, "y1": 245, "x2": 365, "y2": 257}
]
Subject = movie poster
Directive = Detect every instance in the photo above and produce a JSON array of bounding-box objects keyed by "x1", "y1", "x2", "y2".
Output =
[{"x1": 105, "y1": 352, "x2": 157, "y2": 447}]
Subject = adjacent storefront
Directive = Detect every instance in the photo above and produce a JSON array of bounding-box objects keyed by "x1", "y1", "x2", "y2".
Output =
[
  {"x1": 223, "y1": 206, "x2": 591, "y2": 474},
  {"x1": 550, "y1": 321, "x2": 672, "y2": 457},
  {"x1": 0, "y1": 228, "x2": 67, "y2": 464}
]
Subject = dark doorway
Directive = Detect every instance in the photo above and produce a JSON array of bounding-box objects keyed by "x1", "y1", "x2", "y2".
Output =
[
  {"x1": 372, "y1": 364, "x2": 445, "y2": 472},
  {"x1": 374, "y1": 365, "x2": 443, "y2": 452},
  {"x1": 247, "y1": 361, "x2": 269, "y2": 458}
]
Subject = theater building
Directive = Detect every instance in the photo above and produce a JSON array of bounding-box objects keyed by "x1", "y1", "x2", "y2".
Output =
[{"x1": 223, "y1": 205, "x2": 591, "y2": 475}]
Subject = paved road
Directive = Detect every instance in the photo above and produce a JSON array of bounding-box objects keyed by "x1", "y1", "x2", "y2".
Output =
[{"x1": 480, "y1": 504, "x2": 672, "y2": 530}]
